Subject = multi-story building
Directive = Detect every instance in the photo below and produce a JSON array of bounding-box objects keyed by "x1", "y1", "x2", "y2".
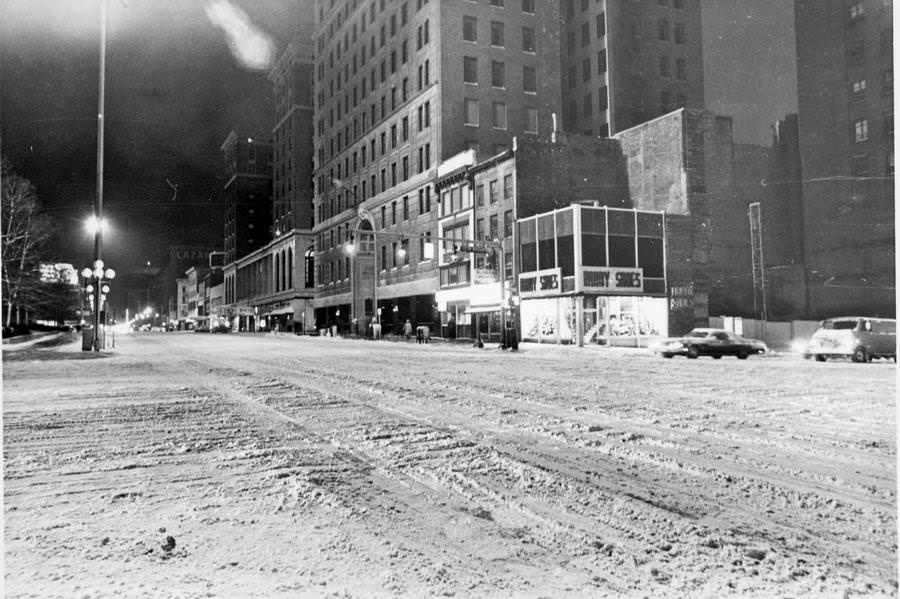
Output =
[
  {"x1": 794, "y1": 0, "x2": 894, "y2": 318},
  {"x1": 220, "y1": 131, "x2": 273, "y2": 266},
  {"x1": 560, "y1": 0, "x2": 704, "y2": 136},
  {"x1": 311, "y1": 0, "x2": 563, "y2": 331},
  {"x1": 221, "y1": 17, "x2": 318, "y2": 333}
]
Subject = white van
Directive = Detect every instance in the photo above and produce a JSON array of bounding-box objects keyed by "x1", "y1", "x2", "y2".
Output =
[{"x1": 804, "y1": 317, "x2": 896, "y2": 362}]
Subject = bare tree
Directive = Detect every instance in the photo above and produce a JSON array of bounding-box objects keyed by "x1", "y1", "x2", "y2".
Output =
[{"x1": 1, "y1": 157, "x2": 54, "y2": 328}]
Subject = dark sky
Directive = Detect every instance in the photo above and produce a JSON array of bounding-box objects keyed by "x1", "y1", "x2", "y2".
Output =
[
  {"x1": 1, "y1": 0, "x2": 302, "y2": 272},
  {"x1": 1, "y1": 0, "x2": 796, "y2": 274}
]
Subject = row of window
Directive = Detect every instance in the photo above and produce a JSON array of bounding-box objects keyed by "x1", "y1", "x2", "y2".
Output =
[
  {"x1": 463, "y1": 98, "x2": 539, "y2": 134},
  {"x1": 850, "y1": 71, "x2": 894, "y2": 99},
  {"x1": 462, "y1": 17, "x2": 537, "y2": 52},
  {"x1": 463, "y1": 57, "x2": 538, "y2": 92}
]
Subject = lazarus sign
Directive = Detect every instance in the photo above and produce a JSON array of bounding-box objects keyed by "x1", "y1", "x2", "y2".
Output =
[{"x1": 582, "y1": 267, "x2": 644, "y2": 294}]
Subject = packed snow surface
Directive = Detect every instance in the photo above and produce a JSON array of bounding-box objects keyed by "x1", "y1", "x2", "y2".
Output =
[{"x1": 3, "y1": 332, "x2": 896, "y2": 597}]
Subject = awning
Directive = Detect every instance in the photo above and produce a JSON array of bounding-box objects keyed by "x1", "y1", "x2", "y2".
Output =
[{"x1": 465, "y1": 304, "x2": 503, "y2": 314}]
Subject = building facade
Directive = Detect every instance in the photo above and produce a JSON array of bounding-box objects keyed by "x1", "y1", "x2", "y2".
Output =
[
  {"x1": 794, "y1": 0, "x2": 894, "y2": 318},
  {"x1": 560, "y1": 0, "x2": 704, "y2": 136},
  {"x1": 311, "y1": 0, "x2": 564, "y2": 331}
]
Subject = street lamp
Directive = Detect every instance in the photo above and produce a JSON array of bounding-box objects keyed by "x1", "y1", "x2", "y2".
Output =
[{"x1": 80, "y1": 261, "x2": 116, "y2": 351}]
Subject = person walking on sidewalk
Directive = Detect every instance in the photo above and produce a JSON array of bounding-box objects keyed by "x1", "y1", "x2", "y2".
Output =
[{"x1": 402, "y1": 319, "x2": 413, "y2": 340}]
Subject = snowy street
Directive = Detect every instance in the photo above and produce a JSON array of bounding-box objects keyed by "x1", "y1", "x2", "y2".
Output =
[{"x1": 3, "y1": 332, "x2": 896, "y2": 598}]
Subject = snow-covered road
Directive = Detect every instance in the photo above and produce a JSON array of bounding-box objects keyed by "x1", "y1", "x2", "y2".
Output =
[{"x1": 3, "y1": 332, "x2": 896, "y2": 597}]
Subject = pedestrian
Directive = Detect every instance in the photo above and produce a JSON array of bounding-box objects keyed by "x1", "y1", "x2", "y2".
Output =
[
  {"x1": 403, "y1": 319, "x2": 413, "y2": 339},
  {"x1": 447, "y1": 315, "x2": 456, "y2": 340}
]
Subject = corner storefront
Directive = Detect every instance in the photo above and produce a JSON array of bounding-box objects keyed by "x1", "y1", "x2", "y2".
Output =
[{"x1": 517, "y1": 204, "x2": 669, "y2": 347}]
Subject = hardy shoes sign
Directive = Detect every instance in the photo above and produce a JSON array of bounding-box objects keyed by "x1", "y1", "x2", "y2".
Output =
[{"x1": 581, "y1": 267, "x2": 644, "y2": 293}]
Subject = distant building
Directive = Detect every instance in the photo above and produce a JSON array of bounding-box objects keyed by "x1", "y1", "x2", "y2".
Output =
[
  {"x1": 220, "y1": 131, "x2": 273, "y2": 266},
  {"x1": 560, "y1": 0, "x2": 705, "y2": 136},
  {"x1": 794, "y1": 0, "x2": 894, "y2": 318}
]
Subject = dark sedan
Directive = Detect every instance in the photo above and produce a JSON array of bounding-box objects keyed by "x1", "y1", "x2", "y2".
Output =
[{"x1": 652, "y1": 328, "x2": 768, "y2": 359}]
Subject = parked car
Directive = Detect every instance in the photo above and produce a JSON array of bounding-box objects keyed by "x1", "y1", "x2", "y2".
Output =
[
  {"x1": 652, "y1": 328, "x2": 768, "y2": 359},
  {"x1": 803, "y1": 317, "x2": 896, "y2": 362}
]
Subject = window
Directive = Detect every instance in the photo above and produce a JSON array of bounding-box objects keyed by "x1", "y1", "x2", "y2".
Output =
[
  {"x1": 674, "y1": 22, "x2": 685, "y2": 44},
  {"x1": 489, "y1": 179, "x2": 498, "y2": 203},
  {"x1": 851, "y1": 153, "x2": 870, "y2": 176},
  {"x1": 854, "y1": 118, "x2": 869, "y2": 142},
  {"x1": 525, "y1": 107, "x2": 538, "y2": 133},
  {"x1": 599, "y1": 86, "x2": 608, "y2": 111},
  {"x1": 659, "y1": 55, "x2": 671, "y2": 78},
  {"x1": 660, "y1": 90, "x2": 671, "y2": 112},
  {"x1": 476, "y1": 218, "x2": 484, "y2": 241},
  {"x1": 503, "y1": 210, "x2": 513, "y2": 237},
  {"x1": 522, "y1": 27, "x2": 535, "y2": 52},
  {"x1": 492, "y1": 60, "x2": 506, "y2": 87},
  {"x1": 403, "y1": 196, "x2": 409, "y2": 220},
  {"x1": 676, "y1": 58, "x2": 686, "y2": 80},
  {"x1": 852, "y1": 78, "x2": 867, "y2": 97},
  {"x1": 491, "y1": 21, "x2": 505, "y2": 46},
  {"x1": 583, "y1": 92, "x2": 592, "y2": 116},
  {"x1": 596, "y1": 12, "x2": 605, "y2": 37},
  {"x1": 522, "y1": 0, "x2": 534, "y2": 13},
  {"x1": 400, "y1": 239, "x2": 410, "y2": 265},
  {"x1": 849, "y1": 39, "x2": 865, "y2": 64},
  {"x1": 476, "y1": 184, "x2": 485, "y2": 206},
  {"x1": 402, "y1": 116, "x2": 409, "y2": 141},
  {"x1": 391, "y1": 200, "x2": 397, "y2": 225},
  {"x1": 464, "y1": 56, "x2": 478, "y2": 83},
  {"x1": 463, "y1": 15, "x2": 477, "y2": 41},
  {"x1": 597, "y1": 49, "x2": 607, "y2": 74},
  {"x1": 465, "y1": 98, "x2": 479, "y2": 126},
  {"x1": 522, "y1": 65, "x2": 537, "y2": 93},
  {"x1": 582, "y1": 57, "x2": 591, "y2": 82},
  {"x1": 492, "y1": 102, "x2": 508, "y2": 129},
  {"x1": 581, "y1": 21, "x2": 590, "y2": 46},
  {"x1": 489, "y1": 214, "x2": 499, "y2": 239},
  {"x1": 503, "y1": 174, "x2": 513, "y2": 199},
  {"x1": 658, "y1": 19, "x2": 669, "y2": 41}
]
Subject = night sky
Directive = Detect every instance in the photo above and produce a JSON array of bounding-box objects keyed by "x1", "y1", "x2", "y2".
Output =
[{"x1": 1, "y1": 0, "x2": 796, "y2": 274}]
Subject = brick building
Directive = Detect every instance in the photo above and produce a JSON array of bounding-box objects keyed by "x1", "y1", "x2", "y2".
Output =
[{"x1": 794, "y1": 0, "x2": 894, "y2": 318}]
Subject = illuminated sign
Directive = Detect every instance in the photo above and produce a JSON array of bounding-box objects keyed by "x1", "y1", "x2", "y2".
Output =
[{"x1": 582, "y1": 267, "x2": 644, "y2": 293}]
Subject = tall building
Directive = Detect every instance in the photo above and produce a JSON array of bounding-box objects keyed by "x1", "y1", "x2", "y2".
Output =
[
  {"x1": 311, "y1": 0, "x2": 563, "y2": 329},
  {"x1": 220, "y1": 131, "x2": 273, "y2": 266},
  {"x1": 220, "y1": 17, "x2": 318, "y2": 334},
  {"x1": 560, "y1": 0, "x2": 704, "y2": 136},
  {"x1": 271, "y1": 23, "x2": 317, "y2": 236},
  {"x1": 794, "y1": 0, "x2": 894, "y2": 318}
]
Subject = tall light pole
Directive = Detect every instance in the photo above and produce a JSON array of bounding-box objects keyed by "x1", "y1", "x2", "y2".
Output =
[{"x1": 91, "y1": 0, "x2": 108, "y2": 351}]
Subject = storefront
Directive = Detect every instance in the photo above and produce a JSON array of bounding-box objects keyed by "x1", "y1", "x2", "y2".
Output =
[{"x1": 517, "y1": 205, "x2": 668, "y2": 347}]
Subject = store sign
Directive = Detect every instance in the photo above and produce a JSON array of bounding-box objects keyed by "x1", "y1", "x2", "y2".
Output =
[
  {"x1": 582, "y1": 267, "x2": 644, "y2": 293},
  {"x1": 475, "y1": 268, "x2": 497, "y2": 284},
  {"x1": 519, "y1": 268, "x2": 561, "y2": 298}
]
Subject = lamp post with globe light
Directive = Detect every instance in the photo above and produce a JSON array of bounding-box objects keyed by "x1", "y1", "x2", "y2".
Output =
[{"x1": 80, "y1": 259, "x2": 115, "y2": 351}]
